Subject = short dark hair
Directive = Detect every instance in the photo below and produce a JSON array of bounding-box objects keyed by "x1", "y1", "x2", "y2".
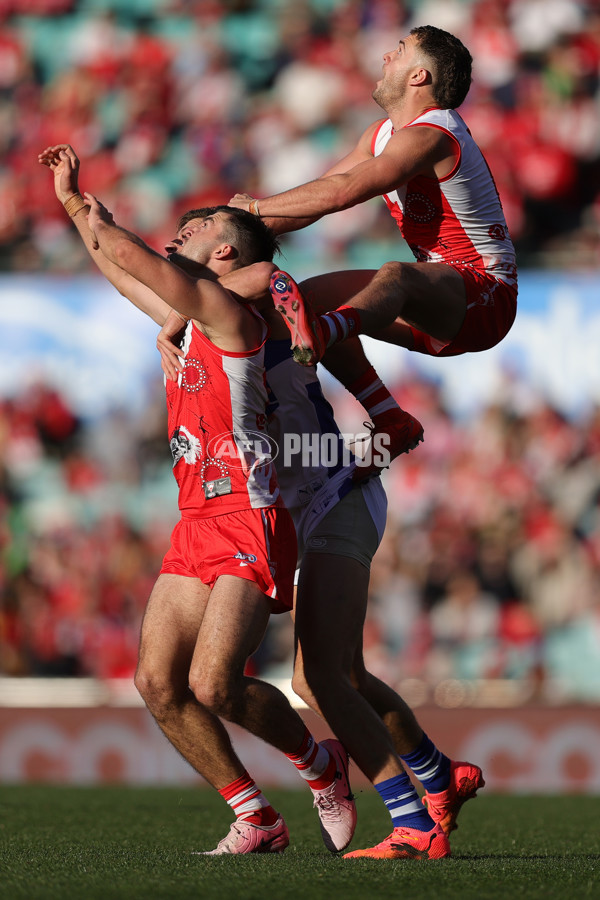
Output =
[
  {"x1": 176, "y1": 205, "x2": 280, "y2": 268},
  {"x1": 411, "y1": 25, "x2": 472, "y2": 109}
]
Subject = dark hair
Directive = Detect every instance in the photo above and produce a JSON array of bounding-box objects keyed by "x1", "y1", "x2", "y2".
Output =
[
  {"x1": 176, "y1": 205, "x2": 280, "y2": 267},
  {"x1": 411, "y1": 25, "x2": 472, "y2": 109}
]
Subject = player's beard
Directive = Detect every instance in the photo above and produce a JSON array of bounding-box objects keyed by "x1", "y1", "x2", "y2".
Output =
[{"x1": 372, "y1": 69, "x2": 409, "y2": 112}]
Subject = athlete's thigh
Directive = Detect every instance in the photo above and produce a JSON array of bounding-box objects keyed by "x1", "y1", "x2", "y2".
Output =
[
  {"x1": 299, "y1": 270, "x2": 377, "y2": 314},
  {"x1": 190, "y1": 574, "x2": 273, "y2": 686},
  {"x1": 391, "y1": 262, "x2": 466, "y2": 341},
  {"x1": 137, "y1": 573, "x2": 211, "y2": 684},
  {"x1": 295, "y1": 552, "x2": 370, "y2": 673}
]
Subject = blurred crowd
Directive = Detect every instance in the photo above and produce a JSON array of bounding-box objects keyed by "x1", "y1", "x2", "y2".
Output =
[
  {"x1": 1, "y1": 374, "x2": 599, "y2": 702},
  {"x1": 0, "y1": 0, "x2": 599, "y2": 272},
  {"x1": 2, "y1": 0, "x2": 600, "y2": 702}
]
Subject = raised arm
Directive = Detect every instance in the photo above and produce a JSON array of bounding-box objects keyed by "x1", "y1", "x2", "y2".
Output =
[
  {"x1": 229, "y1": 119, "x2": 455, "y2": 232},
  {"x1": 85, "y1": 194, "x2": 259, "y2": 352},
  {"x1": 228, "y1": 122, "x2": 380, "y2": 235},
  {"x1": 38, "y1": 144, "x2": 172, "y2": 326}
]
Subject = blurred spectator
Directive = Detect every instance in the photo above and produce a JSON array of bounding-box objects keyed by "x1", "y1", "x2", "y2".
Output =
[
  {"x1": 2, "y1": 370, "x2": 599, "y2": 702},
  {"x1": 0, "y1": 0, "x2": 599, "y2": 270},
  {"x1": 2, "y1": 1, "x2": 600, "y2": 701}
]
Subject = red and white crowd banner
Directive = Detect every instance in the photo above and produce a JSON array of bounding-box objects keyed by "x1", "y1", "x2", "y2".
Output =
[{"x1": 1, "y1": 705, "x2": 599, "y2": 793}]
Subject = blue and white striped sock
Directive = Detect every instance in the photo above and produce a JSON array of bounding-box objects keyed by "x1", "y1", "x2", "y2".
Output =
[
  {"x1": 401, "y1": 733, "x2": 451, "y2": 794},
  {"x1": 375, "y1": 772, "x2": 434, "y2": 831}
]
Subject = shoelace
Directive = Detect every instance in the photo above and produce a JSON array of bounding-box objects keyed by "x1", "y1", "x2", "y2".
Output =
[
  {"x1": 216, "y1": 820, "x2": 258, "y2": 850},
  {"x1": 348, "y1": 421, "x2": 374, "y2": 453},
  {"x1": 313, "y1": 783, "x2": 344, "y2": 819},
  {"x1": 214, "y1": 823, "x2": 243, "y2": 852}
]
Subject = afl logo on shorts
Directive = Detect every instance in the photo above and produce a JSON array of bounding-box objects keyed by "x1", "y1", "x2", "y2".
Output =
[
  {"x1": 234, "y1": 551, "x2": 258, "y2": 563},
  {"x1": 488, "y1": 223, "x2": 506, "y2": 241}
]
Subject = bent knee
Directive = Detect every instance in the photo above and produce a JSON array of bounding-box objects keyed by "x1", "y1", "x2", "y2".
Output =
[
  {"x1": 135, "y1": 668, "x2": 182, "y2": 716},
  {"x1": 293, "y1": 659, "x2": 341, "y2": 702},
  {"x1": 379, "y1": 260, "x2": 404, "y2": 278},
  {"x1": 188, "y1": 673, "x2": 235, "y2": 719},
  {"x1": 291, "y1": 667, "x2": 315, "y2": 707}
]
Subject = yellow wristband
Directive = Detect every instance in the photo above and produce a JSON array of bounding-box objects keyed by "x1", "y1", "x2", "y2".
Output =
[
  {"x1": 64, "y1": 193, "x2": 87, "y2": 218},
  {"x1": 248, "y1": 198, "x2": 261, "y2": 216}
]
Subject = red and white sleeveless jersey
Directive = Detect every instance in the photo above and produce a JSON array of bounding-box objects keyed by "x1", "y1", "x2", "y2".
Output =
[
  {"x1": 165, "y1": 318, "x2": 281, "y2": 518},
  {"x1": 372, "y1": 109, "x2": 517, "y2": 286}
]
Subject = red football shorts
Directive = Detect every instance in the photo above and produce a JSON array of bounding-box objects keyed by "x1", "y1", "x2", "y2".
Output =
[
  {"x1": 160, "y1": 506, "x2": 297, "y2": 613},
  {"x1": 410, "y1": 268, "x2": 517, "y2": 357}
]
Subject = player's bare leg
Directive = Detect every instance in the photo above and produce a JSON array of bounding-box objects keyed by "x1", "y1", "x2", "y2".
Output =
[
  {"x1": 348, "y1": 261, "x2": 466, "y2": 342},
  {"x1": 189, "y1": 574, "x2": 357, "y2": 852},
  {"x1": 300, "y1": 263, "x2": 467, "y2": 344},
  {"x1": 136, "y1": 574, "x2": 288, "y2": 854},
  {"x1": 135, "y1": 574, "x2": 246, "y2": 787},
  {"x1": 293, "y1": 548, "x2": 474, "y2": 857},
  {"x1": 188, "y1": 574, "x2": 306, "y2": 751},
  {"x1": 299, "y1": 269, "x2": 377, "y2": 315},
  {"x1": 293, "y1": 552, "x2": 416, "y2": 784}
]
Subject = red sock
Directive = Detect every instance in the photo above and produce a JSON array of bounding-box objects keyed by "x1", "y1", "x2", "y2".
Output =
[
  {"x1": 347, "y1": 365, "x2": 400, "y2": 418},
  {"x1": 219, "y1": 772, "x2": 278, "y2": 826},
  {"x1": 320, "y1": 306, "x2": 361, "y2": 348},
  {"x1": 285, "y1": 728, "x2": 336, "y2": 789}
]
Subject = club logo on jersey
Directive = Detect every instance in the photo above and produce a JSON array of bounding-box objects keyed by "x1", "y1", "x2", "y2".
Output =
[
  {"x1": 169, "y1": 425, "x2": 203, "y2": 467},
  {"x1": 200, "y1": 456, "x2": 230, "y2": 482},
  {"x1": 488, "y1": 223, "x2": 506, "y2": 241},
  {"x1": 208, "y1": 430, "x2": 279, "y2": 468},
  {"x1": 404, "y1": 192, "x2": 437, "y2": 224},
  {"x1": 181, "y1": 358, "x2": 208, "y2": 393},
  {"x1": 203, "y1": 476, "x2": 232, "y2": 499}
]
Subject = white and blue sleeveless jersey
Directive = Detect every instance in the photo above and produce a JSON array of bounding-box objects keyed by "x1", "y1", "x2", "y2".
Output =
[{"x1": 264, "y1": 339, "x2": 387, "y2": 547}]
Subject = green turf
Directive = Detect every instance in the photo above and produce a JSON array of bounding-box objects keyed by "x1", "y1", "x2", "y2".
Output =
[{"x1": 0, "y1": 786, "x2": 598, "y2": 900}]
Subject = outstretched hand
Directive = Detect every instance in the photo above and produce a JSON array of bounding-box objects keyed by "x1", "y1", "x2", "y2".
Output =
[
  {"x1": 228, "y1": 192, "x2": 255, "y2": 212},
  {"x1": 38, "y1": 144, "x2": 81, "y2": 205},
  {"x1": 83, "y1": 192, "x2": 115, "y2": 249},
  {"x1": 157, "y1": 309, "x2": 188, "y2": 381}
]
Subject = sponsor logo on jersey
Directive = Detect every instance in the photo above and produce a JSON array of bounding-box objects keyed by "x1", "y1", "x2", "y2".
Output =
[{"x1": 203, "y1": 475, "x2": 232, "y2": 499}]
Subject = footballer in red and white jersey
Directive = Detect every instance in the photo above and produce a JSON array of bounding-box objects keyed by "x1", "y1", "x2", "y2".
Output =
[
  {"x1": 372, "y1": 108, "x2": 517, "y2": 288},
  {"x1": 166, "y1": 317, "x2": 281, "y2": 519}
]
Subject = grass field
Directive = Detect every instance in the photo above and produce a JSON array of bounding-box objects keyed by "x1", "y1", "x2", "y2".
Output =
[{"x1": 0, "y1": 786, "x2": 598, "y2": 900}]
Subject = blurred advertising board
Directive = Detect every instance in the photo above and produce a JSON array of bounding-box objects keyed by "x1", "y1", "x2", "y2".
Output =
[{"x1": 0, "y1": 704, "x2": 598, "y2": 793}]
